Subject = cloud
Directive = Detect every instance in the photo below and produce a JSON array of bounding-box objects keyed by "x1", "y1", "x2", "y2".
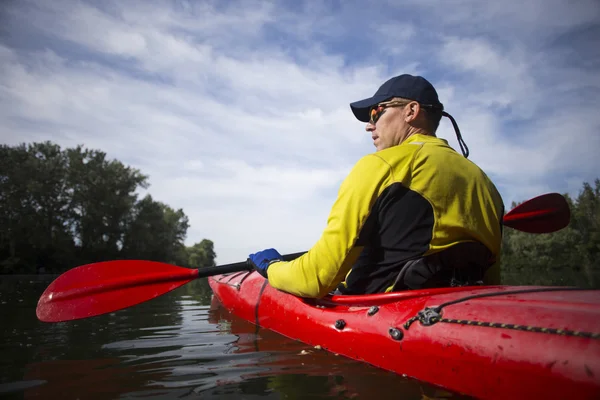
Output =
[{"x1": 1, "y1": 0, "x2": 599, "y2": 264}]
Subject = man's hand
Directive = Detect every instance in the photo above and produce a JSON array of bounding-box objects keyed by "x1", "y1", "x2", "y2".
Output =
[{"x1": 248, "y1": 248, "x2": 283, "y2": 278}]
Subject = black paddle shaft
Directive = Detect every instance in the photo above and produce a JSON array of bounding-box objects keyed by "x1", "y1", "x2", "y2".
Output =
[{"x1": 197, "y1": 251, "x2": 307, "y2": 278}]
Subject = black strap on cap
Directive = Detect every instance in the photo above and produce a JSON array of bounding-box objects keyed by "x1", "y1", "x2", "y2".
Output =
[{"x1": 442, "y1": 111, "x2": 469, "y2": 158}]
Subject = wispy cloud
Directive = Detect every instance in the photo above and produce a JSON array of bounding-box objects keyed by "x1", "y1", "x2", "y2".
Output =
[{"x1": 1, "y1": 0, "x2": 599, "y2": 263}]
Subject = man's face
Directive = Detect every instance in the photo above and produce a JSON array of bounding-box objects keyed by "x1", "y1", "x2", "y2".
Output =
[{"x1": 366, "y1": 101, "x2": 411, "y2": 151}]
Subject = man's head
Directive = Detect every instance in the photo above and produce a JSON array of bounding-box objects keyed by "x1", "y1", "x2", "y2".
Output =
[
  {"x1": 349, "y1": 74, "x2": 470, "y2": 156},
  {"x1": 349, "y1": 74, "x2": 444, "y2": 151}
]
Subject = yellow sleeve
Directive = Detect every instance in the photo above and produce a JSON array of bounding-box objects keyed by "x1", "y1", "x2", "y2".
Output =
[{"x1": 267, "y1": 154, "x2": 393, "y2": 298}]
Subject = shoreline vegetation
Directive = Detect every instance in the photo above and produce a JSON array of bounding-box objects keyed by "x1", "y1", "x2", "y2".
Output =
[
  {"x1": 1, "y1": 141, "x2": 598, "y2": 288},
  {"x1": 1, "y1": 141, "x2": 216, "y2": 277}
]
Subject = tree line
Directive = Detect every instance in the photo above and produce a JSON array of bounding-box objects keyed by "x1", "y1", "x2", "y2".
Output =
[
  {"x1": 501, "y1": 179, "x2": 600, "y2": 288},
  {"x1": 0, "y1": 141, "x2": 215, "y2": 274},
  {"x1": 1, "y1": 141, "x2": 598, "y2": 289}
]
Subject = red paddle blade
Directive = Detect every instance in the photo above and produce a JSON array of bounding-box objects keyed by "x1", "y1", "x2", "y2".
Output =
[
  {"x1": 36, "y1": 260, "x2": 198, "y2": 323},
  {"x1": 503, "y1": 193, "x2": 570, "y2": 233}
]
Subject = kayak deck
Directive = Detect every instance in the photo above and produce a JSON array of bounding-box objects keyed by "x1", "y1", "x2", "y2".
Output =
[{"x1": 209, "y1": 271, "x2": 600, "y2": 400}]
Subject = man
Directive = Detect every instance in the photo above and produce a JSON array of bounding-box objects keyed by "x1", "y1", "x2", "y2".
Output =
[{"x1": 248, "y1": 74, "x2": 504, "y2": 298}]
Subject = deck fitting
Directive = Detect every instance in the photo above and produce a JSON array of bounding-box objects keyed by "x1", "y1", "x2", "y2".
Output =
[
  {"x1": 367, "y1": 306, "x2": 379, "y2": 316},
  {"x1": 334, "y1": 319, "x2": 346, "y2": 330},
  {"x1": 389, "y1": 327, "x2": 404, "y2": 340}
]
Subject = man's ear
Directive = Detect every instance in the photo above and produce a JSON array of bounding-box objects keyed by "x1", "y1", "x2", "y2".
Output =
[{"x1": 406, "y1": 101, "x2": 420, "y2": 122}]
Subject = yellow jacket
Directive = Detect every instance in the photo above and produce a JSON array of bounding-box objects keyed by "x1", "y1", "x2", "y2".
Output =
[{"x1": 267, "y1": 134, "x2": 504, "y2": 298}]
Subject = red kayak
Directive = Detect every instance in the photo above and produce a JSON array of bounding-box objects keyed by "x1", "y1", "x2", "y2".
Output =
[{"x1": 209, "y1": 271, "x2": 600, "y2": 400}]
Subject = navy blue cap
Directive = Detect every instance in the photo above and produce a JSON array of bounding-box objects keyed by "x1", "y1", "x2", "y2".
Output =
[{"x1": 350, "y1": 74, "x2": 444, "y2": 123}]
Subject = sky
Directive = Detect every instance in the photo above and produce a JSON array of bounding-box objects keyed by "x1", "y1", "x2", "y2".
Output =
[{"x1": 1, "y1": 0, "x2": 599, "y2": 264}]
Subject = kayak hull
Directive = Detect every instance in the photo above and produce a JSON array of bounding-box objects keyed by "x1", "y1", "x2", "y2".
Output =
[{"x1": 209, "y1": 271, "x2": 600, "y2": 399}]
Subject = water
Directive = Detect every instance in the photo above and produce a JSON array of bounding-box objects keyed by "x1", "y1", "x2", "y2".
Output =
[{"x1": 0, "y1": 275, "x2": 470, "y2": 399}]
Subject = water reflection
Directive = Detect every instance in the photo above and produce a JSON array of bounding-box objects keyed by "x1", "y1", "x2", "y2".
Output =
[{"x1": 1, "y1": 276, "x2": 469, "y2": 399}]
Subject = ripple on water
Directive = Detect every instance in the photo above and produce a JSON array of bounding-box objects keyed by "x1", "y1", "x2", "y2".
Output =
[{"x1": 3, "y1": 276, "x2": 470, "y2": 399}]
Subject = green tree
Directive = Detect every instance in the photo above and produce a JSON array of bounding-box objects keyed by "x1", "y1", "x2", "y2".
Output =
[
  {"x1": 501, "y1": 224, "x2": 586, "y2": 286},
  {"x1": 65, "y1": 145, "x2": 148, "y2": 264},
  {"x1": 0, "y1": 141, "x2": 209, "y2": 274},
  {"x1": 120, "y1": 194, "x2": 189, "y2": 265},
  {"x1": 570, "y1": 180, "x2": 600, "y2": 287},
  {"x1": 0, "y1": 142, "x2": 73, "y2": 273},
  {"x1": 187, "y1": 239, "x2": 217, "y2": 269},
  {"x1": 501, "y1": 179, "x2": 600, "y2": 288}
]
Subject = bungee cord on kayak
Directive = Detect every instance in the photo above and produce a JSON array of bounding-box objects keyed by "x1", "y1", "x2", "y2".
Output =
[
  {"x1": 405, "y1": 310, "x2": 600, "y2": 340},
  {"x1": 403, "y1": 287, "x2": 600, "y2": 340}
]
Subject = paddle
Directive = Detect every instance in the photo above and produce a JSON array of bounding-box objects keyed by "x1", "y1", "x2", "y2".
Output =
[
  {"x1": 35, "y1": 251, "x2": 305, "y2": 323},
  {"x1": 36, "y1": 192, "x2": 570, "y2": 323},
  {"x1": 502, "y1": 192, "x2": 570, "y2": 233}
]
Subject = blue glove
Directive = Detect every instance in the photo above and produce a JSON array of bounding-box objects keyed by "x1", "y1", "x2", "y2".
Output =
[{"x1": 248, "y1": 248, "x2": 283, "y2": 278}]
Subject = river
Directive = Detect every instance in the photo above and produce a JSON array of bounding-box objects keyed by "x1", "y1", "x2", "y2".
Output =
[{"x1": 0, "y1": 275, "x2": 471, "y2": 399}]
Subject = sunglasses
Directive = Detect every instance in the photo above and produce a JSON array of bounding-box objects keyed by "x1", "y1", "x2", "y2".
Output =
[{"x1": 368, "y1": 100, "x2": 410, "y2": 125}]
